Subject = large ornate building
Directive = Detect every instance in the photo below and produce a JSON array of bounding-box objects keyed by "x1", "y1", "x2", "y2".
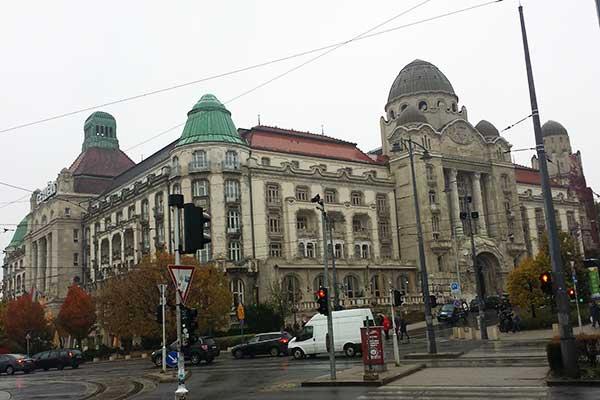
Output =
[{"x1": 3, "y1": 60, "x2": 597, "y2": 321}]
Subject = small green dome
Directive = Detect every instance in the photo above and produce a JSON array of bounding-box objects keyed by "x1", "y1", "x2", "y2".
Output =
[
  {"x1": 8, "y1": 218, "x2": 28, "y2": 248},
  {"x1": 177, "y1": 94, "x2": 246, "y2": 147}
]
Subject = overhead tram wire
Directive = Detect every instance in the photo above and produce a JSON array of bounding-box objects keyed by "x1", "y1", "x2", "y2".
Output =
[{"x1": 0, "y1": 0, "x2": 503, "y2": 137}]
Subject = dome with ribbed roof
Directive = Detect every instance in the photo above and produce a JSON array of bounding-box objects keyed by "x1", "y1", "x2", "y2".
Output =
[
  {"x1": 542, "y1": 120, "x2": 568, "y2": 137},
  {"x1": 397, "y1": 104, "x2": 428, "y2": 126},
  {"x1": 475, "y1": 120, "x2": 499, "y2": 137},
  {"x1": 388, "y1": 59, "x2": 455, "y2": 103},
  {"x1": 7, "y1": 218, "x2": 27, "y2": 249},
  {"x1": 177, "y1": 94, "x2": 246, "y2": 146}
]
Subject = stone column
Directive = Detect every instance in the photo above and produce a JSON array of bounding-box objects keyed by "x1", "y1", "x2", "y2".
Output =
[
  {"x1": 46, "y1": 233, "x2": 52, "y2": 297},
  {"x1": 345, "y1": 212, "x2": 354, "y2": 259},
  {"x1": 108, "y1": 235, "x2": 113, "y2": 266},
  {"x1": 31, "y1": 241, "x2": 38, "y2": 290},
  {"x1": 448, "y1": 169, "x2": 463, "y2": 236},
  {"x1": 38, "y1": 238, "x2": 45, "y2": 294},
  {"x1": 472, "y1": 172, "x2": 487, "y2": 236},
  {"x1": 133, "y1": 227, "x2": 139, "y2": 265},
  {"x1": 527, "y1": 207, "x2": 539, "y2": 255}
]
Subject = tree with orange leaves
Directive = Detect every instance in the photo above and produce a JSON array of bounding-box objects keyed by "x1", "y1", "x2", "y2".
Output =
[
  {"x1": 56, "y1": 284, "x2": 96, "y2": 347},
  {"x1": 97, "y1": 252, "x2": 231, "y2": 340},
  {"x1": 3, "y1": 294, "x2": 50, "y2": 352}
]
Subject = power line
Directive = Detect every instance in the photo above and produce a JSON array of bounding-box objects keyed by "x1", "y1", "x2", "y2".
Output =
[{"x1": 0, "y1": 0, "x2": 503, "y2": 136}]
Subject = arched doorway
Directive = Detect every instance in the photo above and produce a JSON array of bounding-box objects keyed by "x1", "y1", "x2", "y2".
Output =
[{"x1": 475, "y1": 252, "x2": 501, "y2": 297}]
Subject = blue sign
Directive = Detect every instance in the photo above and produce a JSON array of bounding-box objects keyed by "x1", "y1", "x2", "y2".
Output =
[
  {"x1": 450, "y1": 282, "x2": 460, "y2": 291},
  {"x1": 166, "y1": 351, "x2": 178, "y2": 368}
]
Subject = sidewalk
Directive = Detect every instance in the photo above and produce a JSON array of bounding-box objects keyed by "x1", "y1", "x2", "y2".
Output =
[{"x1": 498, "y1": 324, "x2": 598, "y2": 341}]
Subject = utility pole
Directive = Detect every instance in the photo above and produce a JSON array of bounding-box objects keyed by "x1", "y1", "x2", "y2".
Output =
[
  {"x1": 453, "y1": 225, "x2": 462, "y2": 298},
  {"x1": 518, "y1": 4, "x2": 578, "y2": 377},
  {"x1": 389, "y1": 284, "x2": 401, "y2": 366},
  {"x1": 313, "y1": 194, "x2": 336, "y2": 380},
  {"x1": 571, "y1": 261, "x2": 583, "y2": 330},
  {"x1": 328, "y1": 216, "x2": 340, "y2": 310},
  {"x1": 158, "y1": 284, "x2": 167, "y2": 374},
  {"x1": 170, "y1": 194, "x2": 188, "y2": 398},
  {"x1": 464, "y1": 199, "x2": 488, "y2": 340},
  {"x1": 401, "y1": 137, "x2": 437, "y2": 354}
]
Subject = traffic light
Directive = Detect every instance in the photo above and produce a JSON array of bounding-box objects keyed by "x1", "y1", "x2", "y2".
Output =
[
  {"x1": 429, "y1": 295, "x2": 437, "y2": 308},
  {"x1": 316, "y1": 287, "x2": 329, "y2": 315},
  {"x1": 568, "y1": 288, "x2": 575, "y2": 301},
  {"x1": 183, "y1": 204, "x2": 211, "y2": 254},
  {"x1": 540, "y1": 272, "x2": 553, "y2": 295},
  {"x1": 155, "y1": 305, "x2": 163, "y2": 324},
  {"x1": 181, "y1": 306, "x2": 198, "y2": 340},
  {"x1": 393, "y1": 289, "x2": 404, "y2": 306}
]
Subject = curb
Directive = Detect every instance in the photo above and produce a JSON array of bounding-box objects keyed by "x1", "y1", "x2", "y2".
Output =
[
  {"x1": 546, "y1": 378, "x2": 600, "y2": 386},
  {"x1": 301, "y1": 364, "x2": 425, "y2": 387},
  {"x1": 403, "y1": 351, "x2": 464, "y2": 359}
]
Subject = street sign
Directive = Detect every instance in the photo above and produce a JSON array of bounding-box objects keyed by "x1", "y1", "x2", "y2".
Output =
[
  {"x1": 166, "y1": 351, "x2": 178, "y2": 368},
  {"x1": 237, "y1": 303, "x2": 245, "y2": 320},
  {"x1": 167, "y1": 265, "x2": 196, "y2": 305},
  {"x1": 450, "y1": 282, "x2": 460, "y2": 291}
]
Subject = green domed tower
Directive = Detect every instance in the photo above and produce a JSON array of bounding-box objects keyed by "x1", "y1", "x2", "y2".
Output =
[
  {"x1": 82, "y1": 111, "x2": 120, "y2": 151},
  {"x1": 177, "y1": 94, "x2": 246, "y2": 146}
]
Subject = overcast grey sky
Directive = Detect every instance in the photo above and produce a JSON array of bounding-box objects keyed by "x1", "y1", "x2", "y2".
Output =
[{"x1": 0, "y1": 0, "x2": 598, "y2": 270}]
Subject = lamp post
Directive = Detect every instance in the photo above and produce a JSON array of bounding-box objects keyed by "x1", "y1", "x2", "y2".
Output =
[{"x1": 394, "y1": 137, "x2": 437, "y2": 354}]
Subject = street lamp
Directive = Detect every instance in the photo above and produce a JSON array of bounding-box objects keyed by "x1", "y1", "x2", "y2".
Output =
[{"x1": 392, "y1": 137, "x2": 437, "y2": 354}]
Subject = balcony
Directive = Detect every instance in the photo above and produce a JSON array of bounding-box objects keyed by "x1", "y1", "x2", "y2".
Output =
[
  {"x1": 221, "y1": 161, "x2": 241, "y2": 173},
  {"x1": 430, "y1": 237, "x2": 452, "y2": 252},
  {"x1": 430, "y1": 203, "x2": 441, "y2": 213},
  {"x1": 226, "y1": 226, "x2": 241, "y2": 235},
  {"x1": 189, "y1": 160, "x2": 211, "y2": 173},
  {"x1": 225, "y1": 194, "x2": 240, "y2": 203},
  {"x1": 353, "y1": 228, "x2": 370, "y2": 240},
  {"x1": 299, "y1": 295, "x2": 422, "y2": 311}
]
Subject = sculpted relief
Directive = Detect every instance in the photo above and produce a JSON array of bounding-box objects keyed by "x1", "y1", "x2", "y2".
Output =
[{"x1": 446, "y1": 124, "x2": 473, "y2": 145}]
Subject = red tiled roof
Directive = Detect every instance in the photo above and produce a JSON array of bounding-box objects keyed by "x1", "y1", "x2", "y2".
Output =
[
  {"x1": 514, "y1": 164, "x2": 563, "y2": 188},
  {"x1": 69, "y1": 148, "x2": 135, "y2": 178},
  {"x1": 242, "y1": 125, "x2": 380, "y2": 164},
  {"x1": 73, "y1": 177, "x2": 115, "y2": 195}
]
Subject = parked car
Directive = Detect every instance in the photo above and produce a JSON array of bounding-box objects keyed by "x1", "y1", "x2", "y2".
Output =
[
  {"x1": 32, "y1": 349, "x2": 84, "y2": 371},
  {"x1": 231, "y1": 332, "x2": 291, "y2": 359},
  {"x1": 152, "y1": 336, "x2": 220, "y2": 367},
  {"x1": 469, "y1": 296, "x2": 501, "y2": 312},
  {"x1": 437, "y1": 303, "x2": 467, "y2": 324},
  {"x1": 288, "y1": 308, "x2": 374, "y2": 359},
  {"x1": 0, "y1": 354, "x2": 35, "y2": 375}
]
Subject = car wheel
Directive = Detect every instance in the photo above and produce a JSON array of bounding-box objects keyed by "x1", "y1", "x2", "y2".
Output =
[
  {"x1": 57, "y1": 363, "x2": 64, "y2": 371},
  {"x1": 190, "y1": 353, "x2": 202, "y2": 366},
  {"x1": 6, "y1": 366, "x2": 14, "y2": 375},
  {"x1": 233, "y1": 349, "x2": 244, "y2": 359},
  {"x1": 269, "y1": 347, "x2": 280, "y2": 357},
  {"x1": 344, "y1": 344, "x2": 356, "y2": 357},
  {"x1": 292, "y1": 348, "x2": 305, "y2": 360}
]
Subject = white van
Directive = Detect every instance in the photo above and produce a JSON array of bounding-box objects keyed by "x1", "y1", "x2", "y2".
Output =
[{"x1": 288, "y1": 308, "x2": 374, "y2": 359}]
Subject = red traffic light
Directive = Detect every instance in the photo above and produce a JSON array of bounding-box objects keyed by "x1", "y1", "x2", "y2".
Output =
[
  {"x1": 568, "y1": 288, "x2": 575, "y2": 296},
  {"x1": 540, "y1": 273, "x2": 550, "y2": 283},
  {"x1": 317, "y1": 289, "x2": 326, "y2": 298}
]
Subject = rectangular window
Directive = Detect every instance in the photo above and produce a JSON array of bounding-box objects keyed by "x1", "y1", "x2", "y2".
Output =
[
  {"x1": 353, "y1": 219, "x2": 363, "y2": 233},
  {"x1": 351, "y1": 192, "x2": 363, "y2": 206},
  {"x1": 269, "y1": 242, "x2": 282, "y2": 257},
  {"x1": 376, "y1": 194, "x2": 387, "y2": 213},
  {"x1": 116, "y1": 211, "x2": 123, "y2": 224},
  {"x1": 73, "y1": 253, "x2": 79, "y2": 266},
  {"x1": 128, "y1": 205, "x2": 135, "y2": 219},
  {"x1": 64, "y1": 208, "x2": 71, "y2": 217},
  {"x1": 296, "y1": 187, "x2": 308, "y2": 201},
  {"x1": 227, "y1": 210, "x2": 240, "y2": 231},
  {"x1": 198, "y1": 243, "x2": 212, "y2": 263},
  {"x1": 429, "y1": 190, "x2": 436, "y2": 205},
  {"x1": 432, "y1": 215, "x2": 440, "y2": 239},
  {"x1": 261, "y1": 157, "x2": 271, "y2": 166},
  {"x1": 105, "y1": 217, "x2": 112, "y2": 229},
  {"x1": 306, "y1": 242, "x2": 315, "y2": 258},
  {"x1": 437, "y1": 255, "x2": 444, "y2": 272},
  {"x1": 555, "y1": 210, "x2": 562, "y2": 231},
  {"x1": 192, "y1": 180, "x2": 209, "y2": 197},
  {"x1": 73, "y1": 229, "x2": 79, "y2": 243},
  {"x1": 225, "y1": 151, "x2": 239, "y2": 168},
  {"x1": 535, "y1": 208, "x2": 544, "y2": 227},
  {"x1": 296, "y1": 216, "x2": 307, "y2": 231},
  {"x1": 225, "y1": 180, "x2": 240, "y2": 201},
  {"x1": 268, "y1": 215, "x2": 281, "y2": 233},
  {"x1": 157, "y1": 220, "x2": 165, "y2": 244},
  {"x1": 325, "y1": 190, "x2": 337, "y2": 203},
  {"x1": 334, "y1": 243, "x2": 343, "y2": 259},
  {"x1": 379, "y1": 221, "x2": 390, "y2": 239},
  {"x1": 228, "y1": 241, "x2": 241, "y2": 261},
  {"x1": 266, "y1": 184, "x2": 280, "y2": 204}
]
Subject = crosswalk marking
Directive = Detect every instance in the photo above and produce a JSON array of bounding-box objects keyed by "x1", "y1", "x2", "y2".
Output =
[{"x1": 358, "y1": 385, "x2": 548, "y2": 400}]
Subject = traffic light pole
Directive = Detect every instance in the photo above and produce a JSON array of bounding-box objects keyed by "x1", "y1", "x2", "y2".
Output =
[
  {"x1": 317, "y1": 199, "x2": 336, "y2": 380},
  {"x1": 389, "y1": 286, "x2": 400, "y2": 366},
  {"x1": 159, "y1": 284, "x2": 167, "y2": 374},
  {"x1": 519, "y1": 4, "x2": 578, "y2": 377},
  {"x1": 465, "y1": 200, "x2": 488, "y2": 340},
  {"x1": 173, "y1": 205, "x2": 188, "y2": 398},
  {"x1": 571, "y1": 262, "x2": 583, "y2": 330},
  {"x1": 328, "y1": 216, "x2": 340, "y2": 310}
]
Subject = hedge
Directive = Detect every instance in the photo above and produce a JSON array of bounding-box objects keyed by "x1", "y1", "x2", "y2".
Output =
[{"x1": 547, "y1": 333, "x2": 600, "y2": 374}]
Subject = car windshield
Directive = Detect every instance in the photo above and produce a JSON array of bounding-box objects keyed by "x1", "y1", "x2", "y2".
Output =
[{"x1": 441, "y1": 304, "x2": 454, "y2": 312}]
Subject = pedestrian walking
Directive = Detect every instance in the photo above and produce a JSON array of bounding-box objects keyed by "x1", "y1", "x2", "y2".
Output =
[
  {"x1": 399, "y1": 317, "x2": 409, "y2": 343},
  {"x1": 382, "y1": 315, "x2": 391, "y2": 340},
  {"x1": 590, "y1": 301, "x2": 600, "y2": 328},
  {"x1": 512, "y1": 312, "x2": 521, "y2": 333}
]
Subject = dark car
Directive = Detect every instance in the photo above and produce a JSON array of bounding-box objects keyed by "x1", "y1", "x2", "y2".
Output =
[
  {"x1": 152, "y1": 336, "x2": 219, "y2": 367},
  {"x1": 0, "y1": 354, "x2": 35, "y2": 375},
  {"x1": 32, "y1": 349, "x2": 84, "y2": 371},
  {"x1": 231, "y1": 332, "x2": 291, "y2": 359},
  {"x1": 470, "y1": 296, "x2": 501, "y2": 312},
  {"x1": 437, "y1": 303, "x2": 467, "y2": 324}
]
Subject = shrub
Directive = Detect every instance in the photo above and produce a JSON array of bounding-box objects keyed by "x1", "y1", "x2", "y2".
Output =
[
  {"x1": 546, "y1": 333, "x2": 600, "y2": 373},
  {"x1": 82, "y1": 349, "x2": 98, "y2": 362}
]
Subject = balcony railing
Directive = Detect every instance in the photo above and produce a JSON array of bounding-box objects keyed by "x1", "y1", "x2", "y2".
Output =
[
  {"x1": 225, "y1": 194, "x2": 240, "y2": 203},
  {"x1": 189, "y1": 160, "x2": 211, "y2": 173},
  {"x1": 222, "y1": 161, "x2": 241, "y2": 172},
  {"x1": 299, "y1": 295, "x2": 422, "y2": 311}
]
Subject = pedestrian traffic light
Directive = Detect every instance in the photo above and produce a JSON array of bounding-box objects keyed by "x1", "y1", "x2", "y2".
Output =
[
  {"x1": 429, "y1": 295, "x2": 437, "y2": 308},
  {"x1": 568, "y1": 288, "x2": 575, "y2": 300},
  {"x1": 540, "y1": 272, "x2": 553, "y2": 295},
  {"x1": 316, "y1": 287, "x2": 329, "y2": 315},
  {"x1": 155, "y1": 305, "x2": 163, "y2": 324},
  {"x1": 393, "y1": 289, "x2": 404, "y2": 306},
  {"x1": 183, "y1": 204, "x2": 211, "y2": 254}
]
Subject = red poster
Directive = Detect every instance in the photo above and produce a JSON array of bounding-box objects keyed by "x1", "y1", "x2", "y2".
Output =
[{"x1": 361, "y1": 326, "x2": 384, "y2": 365}]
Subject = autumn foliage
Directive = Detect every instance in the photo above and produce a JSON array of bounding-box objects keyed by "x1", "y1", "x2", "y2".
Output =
[
  {"x1": 2, "y1": 294, "x2": 49, "y2": 350},
  {"x1": 97, "y1": 252, "x2": 231, "y2": 340},
  {"x1": 56, "y1": 284, "x2": 96, "y2": 345}
]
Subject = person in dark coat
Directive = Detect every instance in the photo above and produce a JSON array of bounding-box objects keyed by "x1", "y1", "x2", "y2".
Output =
[
  {"x1": 590, "y1": 301, "x2": 600, "y2": 328},
  {"x1": 399, "y1": 317, "x2": 409, "y2": 343}
]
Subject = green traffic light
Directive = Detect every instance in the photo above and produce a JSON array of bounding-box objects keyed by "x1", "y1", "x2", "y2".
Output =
[{"x1": 578, "y1": 297, "x2": 584, "y2": 303}]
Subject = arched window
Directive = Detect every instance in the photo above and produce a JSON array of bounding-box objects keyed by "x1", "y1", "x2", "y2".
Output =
[
  {"x1": 343, "y1": 275, "x2": 359, "y2": 298},
  {"x1": 171, "y1": 183, "x2": 181, "y2": 195},
  {"x1": 370, "y1": 274, "x2": 384, "y2": 297},
  {"x1": 298, "y1": 242, "x2": 305, "y2": 257},
  {"x1": 313, "y1": 274, "x2": 324, "y2": 293},
  {"x1": 397, "y1": 273, "x2": 410, "y2": 293},
  {"x1": 451, "y1": 103, "x2": 457, "y2": 112},
  {"x1": 282, "y1": 274, "x2": 301, "y2": 303},
  {"x1": 172, "y1": 156, "x2": 180, "y2": 168},
  {"x1": 306, "y1": 242, "x2": 315, "y2": 258},
  {"x1": 192, "y1": 180, "x2": 209, "y2": 197},
  {"x1": 230, "y1": 279, "x2": 244, "y2": 307},
  {"x1": 141, "y1": 199, "x2": 149, "y2": 220},
  {"x1": 155, "y1": 192, "x2": 164, "y2": 210}
]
